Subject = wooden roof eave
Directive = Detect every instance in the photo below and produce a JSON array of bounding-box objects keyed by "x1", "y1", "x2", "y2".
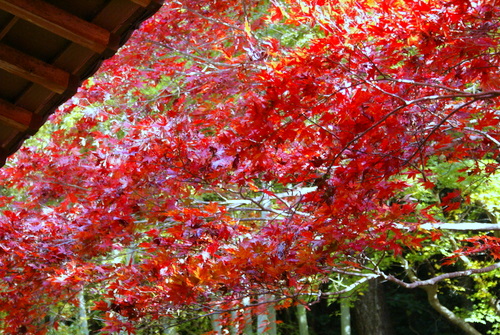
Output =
[{"x1": 0, "y1": 0, "x2": 164, "y2": 167}]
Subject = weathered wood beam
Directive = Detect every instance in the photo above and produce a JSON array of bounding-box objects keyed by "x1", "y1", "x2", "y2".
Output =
[
  {"x1": 0, "y1": 98, "x2": 34, "y2": 131},
  {"x1": 0, "y1": 0, "x2": 113, "y2": 53},
  {"x1": 0, "y1": 43, "x2": 70, "y2": 94},
  {"x1": 0, "y1": 16, "x2": 18, "y2": 40},
  {"x1": 129, "y1": 0, "x2": 164, "y2": 7},
  {"x1": 129, "y1": 0, "x2": 152, "y2": 7}
]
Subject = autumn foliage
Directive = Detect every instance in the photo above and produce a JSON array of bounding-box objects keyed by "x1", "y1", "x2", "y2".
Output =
[{"x1": 1, "y1": 0, "x2": 500, "y2": 333}]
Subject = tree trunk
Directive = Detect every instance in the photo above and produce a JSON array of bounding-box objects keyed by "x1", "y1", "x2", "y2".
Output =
[
  {"x1": 230, "y1": 310, "x2": 238, "y2": 335},
  {"x1": 296, "y1": 304, "x2": 309, "y2": 335},
  {"x1": 352, "y1": 278, "x2": 395, "y2": 335},
  {"x1": 78, "y1": 290, "x2": 89, "y2": 335},
  {"x1": 242, "y1": 297, "x2": 254, "y2": 334},
  {"x1": 340, "y1": 298, "x2": 351, "y2": 335},
  {"x1": 257, "y1": 294, "x2": 276, "y2": 335},
  {"x1": 211, "y1": 313, "x2": 223, "y2": 335}
]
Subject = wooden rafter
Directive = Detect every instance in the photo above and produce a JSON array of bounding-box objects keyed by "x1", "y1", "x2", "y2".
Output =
[
  {"x1": 129, "y1": 0, "x2": 153, "y2": 7},
  {"x1": 0, "y1": 98, "x2": 34, "y2": 131},
  {"x1": 0, "y1": 16, "x2": 18, "y2": 40},
  {"x1": 0, "y1": 0, "x2": 164, "y2": 167},
  {"x1": 0, "y1": 0, "x2": 113, "y2": 53},
  {"x1": 0, "y1": 43, "x2": 71, "y2": 94}
]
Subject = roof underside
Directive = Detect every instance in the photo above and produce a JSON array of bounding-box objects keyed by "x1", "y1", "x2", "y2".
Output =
[{"x1": 0, "y1": 0, "x2": 163, "y2": 167}]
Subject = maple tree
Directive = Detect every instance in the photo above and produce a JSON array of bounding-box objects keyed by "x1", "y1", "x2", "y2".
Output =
[{"x1": 1, "y1": 0, "x2": 500, "y2": 334}]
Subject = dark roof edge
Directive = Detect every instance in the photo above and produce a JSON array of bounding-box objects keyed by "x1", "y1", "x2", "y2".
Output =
[{"x1": 1, "y1": 0, "x2": 164, "y2": 167}]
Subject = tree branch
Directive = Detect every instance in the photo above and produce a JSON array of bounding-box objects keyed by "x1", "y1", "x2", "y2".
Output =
[
  {"x1": 417, "y1": 222, "x2": 500, "y2": 231},
  {"x1": 384, "y1": 262, "x2": 500, "y2": 289},
  {"x1": 424, "y1": 284, "x2": 482, "y2": 335}
]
